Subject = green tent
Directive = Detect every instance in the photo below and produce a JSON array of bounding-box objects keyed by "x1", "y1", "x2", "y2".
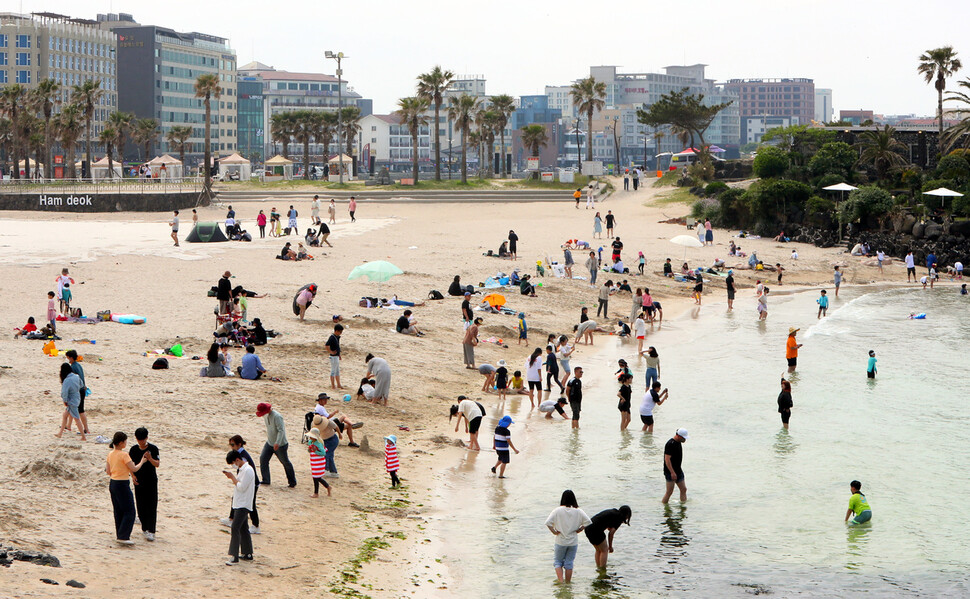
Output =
[{"x1": 185, "y1": 222, "x2": 229, "y2": 243}]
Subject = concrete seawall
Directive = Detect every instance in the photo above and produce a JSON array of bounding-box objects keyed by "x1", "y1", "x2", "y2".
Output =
[{"x1": 0, "y1": 190, "x2": 207, "y2": 212}]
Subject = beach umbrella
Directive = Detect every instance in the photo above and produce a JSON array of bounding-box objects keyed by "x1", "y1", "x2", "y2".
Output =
[
  {"x1": 482, "y1": 293, "x2": 506, "y2": 308},
  {"x1": 923, "y1": 187, "x2": 964, "y2": 208},
  {"x1": 708, "y1": 145, "x2": 726, "y2": 153},
  {"x1": 670, "y1": 234, "x2": 704, "y2": 260},
  {"x1": 348, "y1": 260, "x2": 404, "y2": 297},
  {"x1": 823, "y1": 183, "x2": 858, "y2": 241}
]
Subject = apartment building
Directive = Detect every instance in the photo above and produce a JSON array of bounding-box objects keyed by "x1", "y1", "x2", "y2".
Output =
[{"x1": 723, "y1": 78, "x2": 815, "y2": 126}]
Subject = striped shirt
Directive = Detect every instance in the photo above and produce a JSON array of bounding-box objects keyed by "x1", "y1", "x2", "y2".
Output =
[
  {"x1": 494, "y1": 426, "x2": 511, "y2": 452},
  {"x1": 384, "y1": 443, "x2": 399, "y2": 472},
  {"x1": 308, "y1": 440, "x2": 327, "y2": 477}
]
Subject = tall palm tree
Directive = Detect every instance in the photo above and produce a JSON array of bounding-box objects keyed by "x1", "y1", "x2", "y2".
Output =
[
  {"x1": 396, "y1": 96, "x2": 430, "y2": 183},
  {"x1": 476, "y1": 109, "x2": 500, "y2": 178},
  {"x1": 34, "y1": 79, "x2": 60, "y2": 179},
  {"x1": 918, "y1": 46, "x2": 962, "y2": 138},
  {"x1": 194, "y1": 73, "x2": 222, "y2": 190},
  {"x1": 132, "y1": 118, "x2": 160, "y2": 161},
  {"x1": 58, "y1": 103, "x2": 84, "y2": 179},
  {"x1": 340, "y1": 105, "x2": 361, "y2": 155},
  {"x1": 319, "y1": 111, "x2": 339, "y2": 164},
  {"x1": 448, "y1": 94, "x2": 480, "y2": 184},
  {"x1": 107, "y1": 111, "x2": 134, "y2": 170},
  {"x1": 520, "y1": 124, "x2": 549, "y2": 180},
  {"x1": 570, "y1": 76, "x2": 607, "y2": 167},
  {"x1": 270, "y1": 112, "x2": 295, "y2": 159},
  {"x1": 1, "y1": 84, "x2": 25, "y2": 179},
  {"x1": 17, "y1": 111, "x2": 39, "y2": 179},
  {"x1": 855, "y1": 125, "x2": 909, "y2": 182},
  {"x1": 72, "y1": 79, "x2": 103, "y2": 180},
  {"x1": 0, "y1": 117, "x2": 12, "y2": 176},
  {"x1": 417, "y1": 66, "x2": 454, "y2": 181},
  {"x1": 490, "y1": 94, "x2": 515, "y2": 177},
  {"x1": 291, "y1": 110, "x2": 321, "y2": 179},
  {"x1": 166, "y1": 125, "x2": 193, "y2": 168},
  {"x1": 99, "y1": 126, "x2": 116, "y2": 179}
]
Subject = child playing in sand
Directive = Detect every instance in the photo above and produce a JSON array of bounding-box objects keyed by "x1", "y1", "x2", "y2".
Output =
[
  {"x1": 496, "y1": 360, "x2": 509, "y2": 401},
  {"x1": 305, "y1": 428, "x2": 331, "y2": 498},
  {"x1": 491, "y1": 416, "x2": 519, "y2": 478},
  {"x1": 776, "y1": 263, "x2": 785, "y2": 285},
  {"x1": 55, "y1": 268, "x2": 75, "y2": 316},
  {"x1": 14, "y1": 316, "x2": 37, "y2": 339},
  {"x1": 817, "y1": 290, "x2": 829, "y2": 319},
  {"x1": 384, "y1": 435, "x2": 400, "y2": 487},
  {"x1": 518, "y1": 312, "x2": 528, "y2": 345},
  {"x1": 510, "y1": 370, "x2": 528, "y2": 395}
]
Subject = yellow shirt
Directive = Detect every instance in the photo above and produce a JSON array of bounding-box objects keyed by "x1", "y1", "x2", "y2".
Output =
[{"x1": 107, "y1": 449, "x2": 131, "y2": 481}]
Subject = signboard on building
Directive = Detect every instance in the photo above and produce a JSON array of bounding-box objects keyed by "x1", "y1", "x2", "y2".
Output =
[{"x1": 527, "y1": 157, "x2": 540, "y2": 171}]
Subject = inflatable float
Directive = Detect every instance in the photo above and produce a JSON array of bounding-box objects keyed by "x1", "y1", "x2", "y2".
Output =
[
  {"x1": 292, "y1": 283, "x2": 318, "y2": 316},
  {"x1": 111, "y1": 313, "x2": 147, "y2": 325}
]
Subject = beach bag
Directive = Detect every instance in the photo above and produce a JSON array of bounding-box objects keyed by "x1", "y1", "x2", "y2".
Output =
[
  {"x1": 152, "y1": 358, "x2": 169, "y2": 370},
  {"x1": 97, "y1": 310, "x2": 111, "y2": 321},
  {"x1": 70, "y1": 308, "x2": 83, "y2": 318},
  {"x1": 475, "y1": 401, "x2": 487, "y2": 418},
  {"x1": 302, "y1": 410, "x2": 315, "y2": 442},
  {"x1": 428, "y1": 290, "x2": 444, "y2": 301}
]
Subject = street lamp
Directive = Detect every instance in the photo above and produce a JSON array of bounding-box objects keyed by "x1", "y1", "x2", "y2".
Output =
[{"x1": 325, "y1": 51, "x2": 347, "y2": 184}]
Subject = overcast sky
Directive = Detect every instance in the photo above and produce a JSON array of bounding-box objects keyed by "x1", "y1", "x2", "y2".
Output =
[{"x1": 22, "y1": 0, "x2": 970, "y2": 117}]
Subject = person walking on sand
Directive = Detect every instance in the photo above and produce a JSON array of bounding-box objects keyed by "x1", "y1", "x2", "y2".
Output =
[
  {"x1": 623, "y1": 169, "x2": 630, "y2": 191},
  {"x1": 833, "y1": 266, "x2": 843, "y2": 297},
  {"x1": 641, "y1": 381, "x2": 668, "y2": 433},
  {"x1": 597, "y1": 280, "x2": 613, "y2": 318},
  {"x1": 311, "y1": 195, "x2": 321, "y2": 223},
  {"x1": 777, "y1": 379, "x2": 793, "y2": 430},
  {"x1": 632, "y1": 167, "x2": 640, "y2": 191},
  {"x1": 463, "y1": 318, "x2": 481, "y2": 369},
  {"x1": 364, "y1": 354, "x2": 392, "y2": 406},
  {"x1": 563, "y1": 246, "x2": 575, "y2": 280},
  {"x1": 605, "y1": 210, "x2": 616, "y2": 238},
  {"x1": 65, "y1": 350, "x2": 89, "y2": 435},
  {"x1": 55, "y1": 268, "x2": 75, "y2": 316},
  {"x1": 573, "y1": 188, "x2": 582, "y2": 208},
  {"x1": 129, "y1": 427, "x2": 160, "y2": 541},
  {"x1": 47, "y1": 291, "x2": 58, "y2": 334},
  {"x1": 508, "y1": 230, "x2": 519, "y2": 261},
  {"x1": 326, "y1": 324, "x2": 344, "y2": 390},
  {"x1": 905, "y1": 251, "x2": 916, "y2": 282},
  {"x1": 223, "y1": 449, "x2": 255, "y2": 565},
  {"x1": 704, "y1": 219, "x2": 713, "y2": 246},
  {"x1": 256, "y1": 210, "x2": 267, "y2": 238},
  {"x1": 586, "y1": 184, "x2": 596, "y2": 209},
  {"x1": 593, "y1": 212, "x2": 603, "y2": 239},
  {"x1": 169, "y1": 210, "x2": 180, "y2": 246},
  {"x1": 106, "y1": 432, "x2": 149, "y2": 545},
  {"x1": 384, "y1": 435, "x2": 401, "y2": 487},
  {"x1": 222, "y1": 436, "x2": 260, "y2": 534},
  {"x1": 786, "y1": 327, "x2": 802, "y2": 373},
  {"x1": 304, "y1": 428, "x2": 332, "y2": 498},
  {"x1": 584, "y1": 505, "x2": 632, "y2": 569},
  {"x1": 867, "y1": 350, "x2": 877, "y2": 379},
  {"x1": 726, "y1": 270, "x2": 736, "y2": 310},
  {"x1": 55, "y1": 363, "x2": 85, "y2": 441},
  {"x1": 461, "y1": 291, "x2": 474, "y2": 330},
  {"x1": 845, "y1": 480, "x2": 872, "y2": 525},
  {"x1": 662, "y1": 428, "x2": 688, "y2": 504},
  {"x1": 490, "y1": 415, "x2": 520, "y2": 478},
  {"x1": 256, "y1": 403, "x2": 297, "y2": 488},
  {"x1": 693, "y1": 269, "x2": 704, "y2": 305},
  {"x1": 545, "y1": 490, "x2": 592, "y2": 583},
  {"x1": 348, "y1": 196, "x2": 357, "y2": 222},
  {"x1": 566, "y1": 366, "x2": 584, "y2": 430},
  {"x1": 586, "y1": 251, "x2": 599, "y2": 287},
  {"x1": 450, "y1": 396, "x2": 484, "y2": 451}
]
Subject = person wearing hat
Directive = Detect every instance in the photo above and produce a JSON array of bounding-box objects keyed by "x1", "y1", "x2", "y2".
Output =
[
  {"x1": 296, "y1": 284, "x2": 317, "y2": 322},
  {"x1": 303, "y1": 428, "x2": 331, "y2": 498},
  {"x1": 584, "y1": 504, "x2": 632, "y2": 568},
  {"x1": 786, "y1": 328, "x2": 802, "y2": 373},
  {"x1": 450, "y1": 397, "x2": 484, "y2": 451},
  {"x1": 256, "y1": 403, "x2": 297, "y2": 488},
  {"x1": 217, "y1": 271, "x2": 232, "y2": 315},
  {"x1": 539, "y1": 396, "x2": 570, "y2": 419},
  {"x1": 384, "y1": 435, "x2": 400, "y2": 487},
  {"x1": 315, "y1": 394, "x2": 361, "y2": 448},
  {"x1": 725, "y1": 270, "x2": 736, "y2": 310},
  {"x1": 490, "y1": 415, "x2": 519, "y2": 478},
  {"x1": 662, "y1": 429, "x2": 689, "y2": 504}
]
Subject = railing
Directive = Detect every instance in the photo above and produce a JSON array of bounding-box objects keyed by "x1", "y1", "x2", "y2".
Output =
[{"x1": 0, "y1": 177, "x2": 205, "y2": 195}]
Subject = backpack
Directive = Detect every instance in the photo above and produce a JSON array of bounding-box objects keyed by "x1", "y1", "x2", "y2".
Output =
[
  {"x1": 302, "y1": 410, "x2": 316, "y2": 442},
  {"x1": 151, "y1": 357, "x2": 169, "y2": 370},
  {"x1": 428, "y1": 289, "x2": 444, "y2": 300}
]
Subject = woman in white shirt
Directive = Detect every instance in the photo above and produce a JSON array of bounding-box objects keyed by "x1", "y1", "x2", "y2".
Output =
[
  {"x1": 544, "y1": 489, "x2": 591, "y2": 583},
  {"x1": 557, "y1": 336, "x2": 574, "y2": 389}
]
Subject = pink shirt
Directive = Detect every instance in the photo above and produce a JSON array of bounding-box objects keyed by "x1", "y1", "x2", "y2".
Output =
[
  {"x1": 641, "y1": 294, "x2": 653, "y2": 308},
  {"x1": 257, "y1": 213, "x2": 267, "y2": 226},
  {"x1": 47, "y1": 299, "x2": 57, "y2": 320},
  {"x1": 348, "y1": 199, "x2": 357, "y2": 211}
]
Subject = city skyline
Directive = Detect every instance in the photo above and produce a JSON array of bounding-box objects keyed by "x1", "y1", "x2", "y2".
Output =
[{"x1": 14, "y1": 0, "x2": 970, "y2": 117}]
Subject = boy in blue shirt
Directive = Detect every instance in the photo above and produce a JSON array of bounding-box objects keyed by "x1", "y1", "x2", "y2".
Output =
[
  {"x1": 867, "y1": 350, "x2": 877, "y2": 379},
  {"x1": 490, "y1": 415, "x2": 520, "y2": 479},
  {"x1": 817, "y1": 289, "x2": 829, "y2": 319}
]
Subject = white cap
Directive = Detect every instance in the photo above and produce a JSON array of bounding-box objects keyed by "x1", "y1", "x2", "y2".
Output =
[{"x1": 676, "y1": 428, "x2": 689, "y2": 440}]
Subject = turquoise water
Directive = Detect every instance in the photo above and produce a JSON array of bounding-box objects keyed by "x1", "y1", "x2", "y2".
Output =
[{"x1": 434, "y1": 285, "x2": 970, "y2": 597}]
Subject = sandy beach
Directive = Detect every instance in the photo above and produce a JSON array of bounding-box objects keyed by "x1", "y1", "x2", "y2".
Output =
[{"x1": 0, "y1": 178, "x2": 922, "y2": 597}]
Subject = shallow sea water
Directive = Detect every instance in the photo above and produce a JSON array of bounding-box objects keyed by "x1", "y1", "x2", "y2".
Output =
[{"x1": 433, "y1": 284, "x2": 970, "y2": 597}]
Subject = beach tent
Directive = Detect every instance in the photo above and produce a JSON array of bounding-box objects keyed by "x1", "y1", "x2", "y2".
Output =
[
  {"x1": 218, "y1": 152, "x2": 252, "y2": 181},
  {"x1": 264, "y1": 155, "x2": 294, "y2": 180},
  {"x1": 146, "y1": 154, "x2": 183, "y2": 180},
  {"x1": 87, "y1": 156, "x2": 124, "y2": 180},
  {"x1": 185, "y1": 222, "x2": 229, "y2": 243},
  {"x1": 328, "y1": 153, "x2": 354, "y2": 181}
]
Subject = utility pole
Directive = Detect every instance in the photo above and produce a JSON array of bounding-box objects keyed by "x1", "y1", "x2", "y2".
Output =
[{"x1": 326, "y1": 51, "x2": 346, "y2": 184}]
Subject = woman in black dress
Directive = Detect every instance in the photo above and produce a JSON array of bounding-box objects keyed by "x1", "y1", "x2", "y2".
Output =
[{"x1": 508, "y1": 230, "x2": 518, "y2": 261}]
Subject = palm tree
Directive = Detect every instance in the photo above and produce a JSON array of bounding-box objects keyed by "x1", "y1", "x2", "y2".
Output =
[
  {"x1": 270, "y1": 112, "x2": 295, "y2": 159},
  {"x1": 99, "y1": 126, "x2": 116, "y2": 179},
  {"x1": 490, "y1": 94, "x2": 515, "y2": 177},
  {"x1": 291, "y1": 110, "x2": 321, "y2": 179},
  {"x1": 319, "y1": 111, "x2": 339, "y2": 164},
  {"x1": 0, "y1": 117, "x2": 12, "y2": 176},
  {"x1": 520, "y1": 124, "x2": 548, "y2": 179},
  {"x1": 132, "y1": 118, "x2": 160, "y2": 161},
  {"x1": 58, "y1": 103, "x2": 84, "y2": 179},
  {"x1": 34, "y1": 79, "x2": 59, "y2": 178},
  {"x1": 447, "y1": 94, "x2": 480, "y2": 184},
  {"x1": 417, "y1": 66, "x2": 454, "y2": 181},
  {"x1": 570, "y1": 76, "x2": 607, "y2": 168},
  {"x1": 166, "y1": 125, "x2": 193, "y2": 168},
  {"x1": 17, "y1": 111, "x2": 38, "y2": 178},
  {"x1": 396, "y1": 96, "x2": 430, "y2": 183},
  {"x1": 855, "y1": 125, "x2": 909, "y2": 182},
  {"x1": 1, "y1": 84, "x2": 25, "y2": 179},
  {"x1": 72, "y1": 79, "x2": 103, "y2": 180},
  {"x1": 107, "y1": 111, "x2": 134, "y2": 170},
  {"x1": 918, "y1": 46, "x2": 962, "y2": 138},
  {"x1": 194, "y1": 73, "x2": 222, "y2": 190},
  {"x1": 476, "y1": 109, "x2": 500, "y2": 178},
  {"x1": 340, "y1": 105, "x2": 361, "y2": 156}
]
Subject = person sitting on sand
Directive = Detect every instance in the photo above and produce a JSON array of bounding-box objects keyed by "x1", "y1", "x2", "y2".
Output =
[
  {"x1": 663, "y1": 258, "x2": 673, "y2": 277},
  {"x1": 520, "y1": 274, "x2": 537, "y2": 297},
  {"x1": 237, "y1": 345, "x2": 267, "y2": 380},
  {"x1": 396, "y1": 310, "x2": 424, "y2": 336},
  {"x1": 305, "y1": 228, "x2": 320, "y2": 247},
  {"x1": 14, "y1": 316, "x2": 37, "y2": 339},
  {"x1": 498, "y1": 241, "x2": 509, "y2": 258},
  {"x1": 296, "y1": 243, "x2": 312, "y2": 261},
  {"x1": 356, "y1": 378, "x2": 376, "y2": 402},
  {"x1": 280, "y1": 242, "x2": 297, "y2": 261},
  {"x1": 509, "y1": 370, "x2": 530, "y2": 395},
  {"x1": 448, "y1": 275, "x2": 466, "y2": 297},
  {"x1": 611, "y1": 258, "x2": 628, "y2": 274},
  {"x1": 774, "y1": 230, "x2": 787, "y2": 242}
]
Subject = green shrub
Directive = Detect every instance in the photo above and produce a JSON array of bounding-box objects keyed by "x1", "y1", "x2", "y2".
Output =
[
  {"x1": 809, "y1": 141, "x2": 856, "y2": 179},
  {"x1": 690, "y1": 198, "x2": 720, "y2": 223},
  {"x1": 935, "y1": 154, "x2": 969, "y2": 180},
  {"x1": 815, "y1": 173, "x2": 845, "y2": 192},
  {"x1": 704, "y1": 181, "x2": 729, "y2": 197},
  {"x1": 745, "y1": 179, "x2": 813, "y2": 221},
  {"x1": 752, "y1": 146, "x2": 790, "y2": 179},
  {"x1": 717, "y1": 188, "x2": 746, "y2": 227},
  {"x1": 839, "y1": 186, "x2": 894, "y2": 226},
  {"x1": 805, "y1": 195, "x2": 836, "y2": 227}
]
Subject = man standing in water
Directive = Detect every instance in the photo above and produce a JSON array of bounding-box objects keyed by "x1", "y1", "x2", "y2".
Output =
[
  {"x1": 867, "y1": 350, "x2": 877, "y2": 379},
  {"x1": 786, "y1": 328, "x2": 802, "y2": 373},
  {"x1": 662, "y1": 428, "x2": 688, "y2": 504},
  {"x1": 844, "y1": 480, "x2": 872, "y2": 525},
  {"x1": 565, "y1": 367, "x2": 583, "y2": 430},
  {"x1": 725, "y1": 270, "x2": 735, "y2": 310}
]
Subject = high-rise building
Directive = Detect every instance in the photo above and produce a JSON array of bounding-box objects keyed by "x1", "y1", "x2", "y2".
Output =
[
  {"x1": 722, "y1": 78, "x2": 815, "y2": 126},
  {"x1": 101, "y1": 13, "x2": 237, "y2": 163},
  {"x1": 544, "y1": 85, "x2": 575, "y2": 119},
  {"x1": 237, "y1": 61, "x2": 367, "y2": 162},
  {"x1": 815, "y1": 88, "x2": 833, "y2": 124},
  {"x1": 236, "y1": 78, "x2": 264, "y2": 163},
  {"x1": 0, "y1": 12, "x2": 117, "y2": 141}
]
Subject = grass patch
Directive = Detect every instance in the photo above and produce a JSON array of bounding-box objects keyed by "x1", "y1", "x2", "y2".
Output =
[
  {"x1": 503, "y1": 174, "x2": 599, "y2": 190},
  {"x1": 651, "y1": 187, "x2": 696, "y2": 207},
  {"x1": 652, "y1": 170, "x2": 681, "y2": 187}
]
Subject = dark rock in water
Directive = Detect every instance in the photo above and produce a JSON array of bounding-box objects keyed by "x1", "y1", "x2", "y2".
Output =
[
  {"x1": 40, "y1": 578, "x2": 59, "y2": 585},
  {"x1": 9, "y1": 550, "x2": 61, "y2": 568},
  {"x1": 66, "y1": 580, "x2": 86, "y2": 588}
]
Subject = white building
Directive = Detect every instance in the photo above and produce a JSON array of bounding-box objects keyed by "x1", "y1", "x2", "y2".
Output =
[
  {"x1": 545, "y1": 85, "x2": 575, "y2": 119},
  {"x1": 359, "y1": 113, "x2": 430, "y2": 172},
  {"x1": 815, "y1": 88, "x2": 833, "y2": 123},
  {"x1": 742, "y1": 115, "x2": 796, "y2": 144}
]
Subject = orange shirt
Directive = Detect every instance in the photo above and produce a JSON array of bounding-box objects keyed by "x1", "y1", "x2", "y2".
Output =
[
  {"x1": 786, "y1": 336, "x2": 798, "y2": 359},
  {"x1": 107, "y1": 449, "x2": 131, "y2": 481}
]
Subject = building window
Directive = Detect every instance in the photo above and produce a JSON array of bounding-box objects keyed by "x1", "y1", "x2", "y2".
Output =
[
  {"x1": 0, "y1": 52, "x2": 6, "y2": 66},
  {"x1": 0, "y1": 71, "x2": 6, "y2": 84},
  {"x1": 0, "y1": 34, "x2": 7, "y2": 48},
  {"x1": 16, "y1": 70, "x2": 30, "y2": 84},
  {"x1": 16, "y1": 52, "x2": 30, "y2": 66},
  {"x1": 16, "y1": 34, "x2": 30, "y2": 48}
]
